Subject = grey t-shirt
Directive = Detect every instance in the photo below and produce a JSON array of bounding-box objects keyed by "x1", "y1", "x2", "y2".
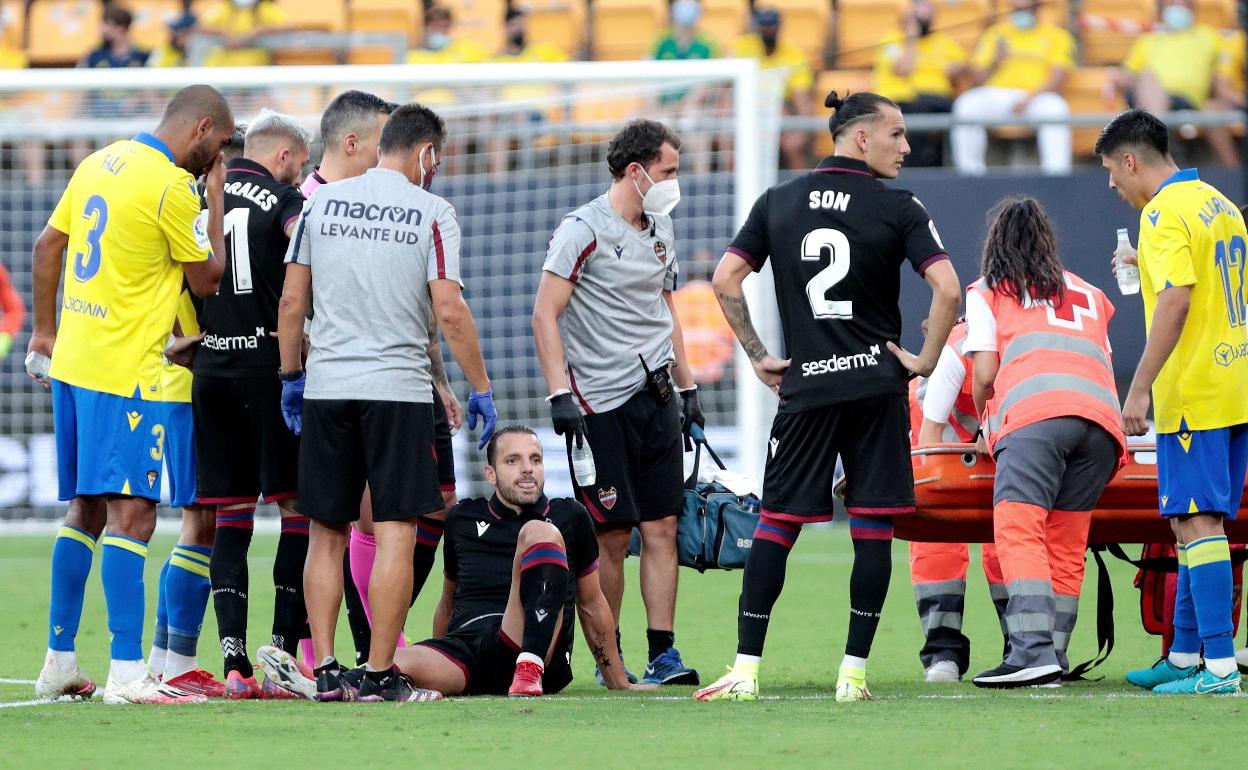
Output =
[
  {"x1": 543, "y1": 192, "x2": 678, "y2": 413},
  {"x1": 285, "y1": 167, "x2": 462, "y2": 402}
]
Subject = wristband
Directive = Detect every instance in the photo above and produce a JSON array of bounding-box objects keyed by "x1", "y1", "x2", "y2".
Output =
[
  {"x1": 675, "y1": 384, "x2": 697, "y2": 394},
  {"x1": 278, "y1": 368, "x2": 304, "y2": 382},
  {"x1": 545, "y1": 388, "x2": 572, "y2": 403}
]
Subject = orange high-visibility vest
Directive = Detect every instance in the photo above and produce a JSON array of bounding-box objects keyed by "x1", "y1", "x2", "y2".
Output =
[
  {"x1": 909, "y1": 323, "x2": 980, "y2": 444},
  {"x1": 971, "y1": 271, "x2": 1127, "y2": 464}
]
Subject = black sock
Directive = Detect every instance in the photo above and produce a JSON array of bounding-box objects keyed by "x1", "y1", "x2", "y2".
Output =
[
  {"x1": 341, "y1": 545, "x2": 371, "y2": 666},
  {"x1": 210, "y1": 509, "x2": 255, "y2": 678},
  {"x1": 646, "y1": 629, "x2": 675, "y2": 662},
  {"x1": 737, "y1": 517, "x2": 801, "y2": 656},
  {"x1": 271, "y1": 518, "x2": 309, "y2": 654},
  {"x1": 410, "y1": 516, "x2": 445, "y2": 607},
  {"x1": 518, "y1": 541, "x2": 570, "y2": 660},
  {"x1": 615, "y1": 627, "x2": 623, "y2": 655},
  {"x1": 846, "y1": 516, "x2": 894, "y2": 658}
]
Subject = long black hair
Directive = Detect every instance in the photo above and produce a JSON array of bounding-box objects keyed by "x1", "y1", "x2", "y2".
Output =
[
  {"x1": 981, "y1": 197, "x2": 1066, "y2": 306},
  {"x1": 825, "y1": 90, "x2": 897, "y2": 140}
]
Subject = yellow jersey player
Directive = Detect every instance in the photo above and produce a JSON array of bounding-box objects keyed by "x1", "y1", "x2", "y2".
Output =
[
  {"x1": 27, "y1": 85, "x2": 233, "y2": 705},
  {"x1": 1097, "y1": 109, "x2": 1248, "y2": 695}
]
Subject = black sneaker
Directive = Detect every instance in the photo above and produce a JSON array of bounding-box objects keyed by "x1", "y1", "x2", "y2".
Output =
[
  {"x1": 314, "y1": 660, "x2": 345, "y2": 702},
  {"x1": 356, "y1": 670, "x2": 444, "y2": 703},
  {"x1": 340, "y1": 666, "x2": 366, "y2": 701},
  {"x1": 972, "y1": 662, "x2": 1062, "y2": 689}
]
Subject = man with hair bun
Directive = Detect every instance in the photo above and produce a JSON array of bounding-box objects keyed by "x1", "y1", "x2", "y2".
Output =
[{"x1": 695, "y1": 90, "x2": 961, "y2": 703}]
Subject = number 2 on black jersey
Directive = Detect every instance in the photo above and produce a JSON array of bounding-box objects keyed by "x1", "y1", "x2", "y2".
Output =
[
  {"x1": 802, "y1": 227, "x2": 852, "y2": 320},
  {"x1": 224, "y1": 207, "x2": 253, "y2": 295}
]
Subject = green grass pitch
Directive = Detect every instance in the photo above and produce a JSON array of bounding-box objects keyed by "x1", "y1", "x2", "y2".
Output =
[{"x1": 1, "y1": 526, "x2": 1245, "y2": 768}]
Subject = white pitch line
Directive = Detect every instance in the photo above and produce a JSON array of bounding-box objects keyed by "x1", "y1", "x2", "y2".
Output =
[
  {"x1": 0, "y1": 699, "x2": 52, "y2": 709},
  {"x1": 0, "y1": 678, "x2": 36, "y2": 685}
]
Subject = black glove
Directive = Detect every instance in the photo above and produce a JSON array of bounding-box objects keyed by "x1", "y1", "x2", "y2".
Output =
[
  {"x1": 549, "y1": 391, "x2": 586, "y2": 448},
  {"x1": 679, "y1": 387, "x2": 705, "y2": 436}
]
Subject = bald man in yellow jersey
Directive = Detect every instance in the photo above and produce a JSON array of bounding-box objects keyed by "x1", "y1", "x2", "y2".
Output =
[
  {"x1": 1098, "y1": 109, "x2": 1248, "y2": 695},
  {"x1": 27, "y1": 85, "x2": 233, "y2": 705}
]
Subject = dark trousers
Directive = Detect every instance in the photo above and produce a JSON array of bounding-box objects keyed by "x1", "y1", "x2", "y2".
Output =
[{"x1": 897, "y1": 94, "x2": 954, "y2": 168}]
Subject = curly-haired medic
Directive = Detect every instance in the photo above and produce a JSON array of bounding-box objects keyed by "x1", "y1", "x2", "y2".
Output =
[{"x1": 695, "y1": 91, "x2": 962, "y2": 703}]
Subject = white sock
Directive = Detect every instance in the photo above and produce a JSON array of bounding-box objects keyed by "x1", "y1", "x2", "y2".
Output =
[
  {"x1": 1168, "y1": 651, "x2": 1201, "y2": 669},
  {"x1": 319, "y1": 656, "x2": 337, "y2": 669},
  {"x1": 516, "y1": 652, "x2": 544, "y2": 669},
  {"x1": 148, "y1": 646, "x2": 167, "y2": 677},
  {"x1": 163, "y1": 651, "x2": 196, "y2": 680},
  {"x1": 110, "y1": 659, "x2": 146, "y2": 685},
  {"x1": 840, "y1": 655, "x2": 868, "y2": 672},
  {"x1": 732, "y1": 654, "x2": 761, "y2": 672},
  {"x1": 1204, "y1": 657, "x2": 1237, "y2": 678},
  {"x1": 50, "y1": 649, "x2": 77, "y2": 673}
]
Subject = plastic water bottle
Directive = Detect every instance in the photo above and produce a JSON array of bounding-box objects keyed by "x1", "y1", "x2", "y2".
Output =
[
  {"x1": 570, "y1": 438, "x2": 596, "y2": 487},
  {"x1": 24, "y1": 351, "x2": 51, "y2": 382},
  {"x1": 1114, "y1": 228, "x2": 1140, "y2": 295}
]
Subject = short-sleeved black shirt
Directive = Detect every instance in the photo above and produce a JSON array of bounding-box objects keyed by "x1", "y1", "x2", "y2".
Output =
[
  {"x1": 727, "y1": 156, "x2": 949, "y2": 413},
  {"x1": 194, "y1": 158, "x2": 306, "y2": 378},
  {"x1": 443, "y1": 495, "x2": 600, "y2": 655}
]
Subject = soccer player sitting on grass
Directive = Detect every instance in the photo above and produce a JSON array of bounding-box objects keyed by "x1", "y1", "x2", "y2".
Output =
[{"x1": 260, "y1": 426, "x2": 647, "y2": 699}]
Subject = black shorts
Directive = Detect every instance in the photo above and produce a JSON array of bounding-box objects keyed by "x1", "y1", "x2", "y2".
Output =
[
  {"x1": 192, "y1": 375, "x2": 299, "y2": 505},
  {"x1": 432, "y1": 396, "x2": 455, "y2": 492},
  {"x1": 578, "y1": 388, "x2": 683, "y2": 527},
  {"x1": 298, "y1": 399, "x2": 443, "y2": 523},
  {"x1": 417, "y1": 616, "x2": 573, "y2": 696},
  {"x1": 762, "y1": 393, "x2": 914, "y2": 522}
]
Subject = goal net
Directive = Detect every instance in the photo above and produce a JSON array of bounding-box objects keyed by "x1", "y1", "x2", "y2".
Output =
[{"x1": 0, "y1": 60, "x2": 783, "y2": 524}]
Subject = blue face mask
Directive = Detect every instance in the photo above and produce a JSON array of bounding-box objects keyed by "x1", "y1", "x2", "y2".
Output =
[
  {"x1": 1010, "y1": 10, "x2": 1037, "y2": 29},
  {"x1": 426, "y1": 31, "x2": 451, "y2": 51},
  {"x1": 1162, "y1": 4, "x2": 1194, "y2": 31},
  {"x1": 672, "y1": 0, "x2": 701, "y2": 29}
]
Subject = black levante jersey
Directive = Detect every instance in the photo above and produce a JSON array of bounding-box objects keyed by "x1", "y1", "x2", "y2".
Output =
[
  {"x1": 727, "y1": 156, "x2": 949, "y2": 413},
  {"x1": 443, "y1": 495, "x2": 599, "y2": 655},
  {"x1": 194, "y1": 158, "x2": 306, "y2": 378}
]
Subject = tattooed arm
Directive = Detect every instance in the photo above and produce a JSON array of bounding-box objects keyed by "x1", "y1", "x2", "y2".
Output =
[
  {"x1": 575, "y1": 568, "x2": 651, "y2": 691},
  {"x1": 427, "y1": 320, "x2": 463, "y2": 431},
  {"x1": 711, "y1": 251, "x2": 790, "y2": 392}
]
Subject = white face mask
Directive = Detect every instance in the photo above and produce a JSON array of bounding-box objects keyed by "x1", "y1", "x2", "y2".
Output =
[
  {"x1": 634, "y1": 167, "x2": 681, "y2": 215},
  {"x1": 418, "y1": 144, "x2": 437, "y2": 190}
]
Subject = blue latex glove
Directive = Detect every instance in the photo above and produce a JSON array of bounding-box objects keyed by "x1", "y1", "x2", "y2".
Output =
[
  {"x1": 280, "y1": 374, "x2": 305, "y2": 435},
  {"x1": 467, "y1": 389, "x2": 497, "y2": 450}
]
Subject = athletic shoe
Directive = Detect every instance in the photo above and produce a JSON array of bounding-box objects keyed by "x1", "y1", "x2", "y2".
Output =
[
  {"x1": 260, "y1": 675, "x2": 303, "y2": 700},
  {"x1": 35, "y1": 653, "x2": 97, "y2": 701},
  {"x1": 255, "y1": 645, "x2": 317, "y2": 701},
  {"x1": 356, "y1": 671, "x2": 443, "y2": 703},
  {"x1": 1236, "y1": 648, "x2": 1248, "y2": 675},
  {"x1": 971, "y1": 662, "x2": 1062, "y2": 689},
  {"x1": 1152, "y1": 667, "x2": 1242, "y2": 695},
  {"x1": 508, "y1": 661, "x2": 544, "y2": 697},
  {"x1": 594, "y1": 654, "x2": 637, "y2": 687},
  {"x1": 692, "y1": 667, "x2": 758, "y2": 702},
  {"x1": 164, "y1": 668, "x2": 226, "y2": 698},
  {"x1": 835, "y1": 676, "x2": 874, "y2": 702},
  {"x1": 924, "y1": 660, "x2": 961, "y2": 683},
  {"x1": 1125, "y1": 657, "x2": 1199, "y2": 690},
  {"x1": 641, "y1": 647, "x2": 700, "y2": 686},
  {"x1": 102, "y1": 673, "x2": 207, "y2": 704},
  {"x1": 339, "y1": 666, "x2": 367, "y2": 701},
  {"x1": 224, "y1": 670, "x2": 263, "y2": 700}
]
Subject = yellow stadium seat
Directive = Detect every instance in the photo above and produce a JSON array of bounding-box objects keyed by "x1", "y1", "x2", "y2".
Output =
[
  {"x1": 592, "y1": 0, "x2": 666, "y2": 60},
  {"x1": 455, "y1": 0, "x2": 506, "y2": 55},
  {"x1": 1, "y1": 0, "x2": 27, "y2": 51},
  {"x1": 993, "y1": 0, "x2": 1069, "y2": 27},
  {"x1": 1081, "y1": 0, "x2": 1155, "y2": 66},
  {"x1": 518, "y1": 0, "x2": 586, "y2": 58},
  {"x1": 274, "y1": 0, "x2": 346, "y2": 32},
  {"x1": 931, "y1": 0, "x2": 991, "y2": 54},
  {"x1": 27, "y1": 0, "x2": 102, "y2": 65},
  {"x1": 700, "y1": 0, "x2": 750, "y2": 49},
  {"x1": 836, "y1": 0, "x2": 904, "y2": 68},
  {"x1": 768, "y1": 0, "x2": 832, "y2": 67},
  {"x1": 128, "y1": 0, "x2": 184, "y2": 51},
  {"x1": 571, "y1": 82, "x2": 649, "y2": 139},
  {"x1": 1193, "y1": 0, "x2": 1237, "y2": 29},
  {"x1": 349, "y1": 0, "x2": 421, "y2": 44},
  {"x1": 1063, "y1": 66, "x2": 1126, "y2": 156},
  {"x1": 813, "y1": 68, "x2": 874, "y2": 156}
]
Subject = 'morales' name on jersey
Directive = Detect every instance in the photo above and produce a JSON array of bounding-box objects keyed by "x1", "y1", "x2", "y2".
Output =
[
  {"x1": 195, "y1": 158, "x2": 306, "y2": 378},
  {"x1": 727, "y1": 156, "x2": 948, "y2": 413}
]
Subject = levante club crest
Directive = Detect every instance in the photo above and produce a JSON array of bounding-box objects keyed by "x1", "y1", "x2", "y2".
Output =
[{"x1": 598, "y1": 487, "x2": 618, "y2": 510}]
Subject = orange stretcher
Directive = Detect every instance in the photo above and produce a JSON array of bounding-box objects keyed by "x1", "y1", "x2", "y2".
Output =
[{"x1": 901, "y1": 443, "x2": 1248, "y2": 544}]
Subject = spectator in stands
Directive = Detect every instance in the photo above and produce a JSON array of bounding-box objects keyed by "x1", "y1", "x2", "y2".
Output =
[
  {"x1": 493, "y1": 6, "x2": 568, "y2": 64},
  {"x1": 0, "y1": 10, "x2": 43, "y2": 184},
  {"x1": 82, "y1": 5, "x2": 149, "y2": 70},
  {"x1": 406, "y1": 4, "x2": 487, "y2": 65},
  {"x1": 1216, "y1": 30, "x2": 1245, "y2": 107},
  {"x1": 950, "y1": 0, "x2": 1074, "y2": 175},
  {"x1": 732, "y1": 7, "x2": 814, "y2": 169},
  {"x1": 148, "y1": 12, "x2": 198, "y2": 68},
  {"x1": 652, "y1": 0, "x2": 717, "y2": 61},
  {"x1": 199, "y1": 0, "x2": 290, "y2": 67},
  {"x1": 873, "y1": 0, "x2": 968, "y2": 167},
  {"x1": 1111, "y1": 0, "x2": 1238, "y2": 166},
  {"x1": 488, "y1": 6, "x2": 569, "y2": 174}
]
